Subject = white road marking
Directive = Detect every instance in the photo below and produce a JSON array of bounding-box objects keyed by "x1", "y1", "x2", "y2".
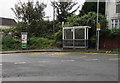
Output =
[
  {"x1": 38, "y1": 65, "x2": 45, "y2": 66},
  {"x1": 38, "y1": 61, "x2": 49, "y2": 63},
  {"x1": 14, "y1": 62, "x2": 26, "y2": 64},
  {"x1": 61, "y1": 60, "x2": 75, "y2": 62},
  {"x1": 0, "y1": 64, "x2": 2, "y2": 66},
  {"x1": 85, "y1": 59, "x2": 98, "y2": 61}
]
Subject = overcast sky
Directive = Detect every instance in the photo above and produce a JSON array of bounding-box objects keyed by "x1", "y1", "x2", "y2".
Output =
[{"x1": 0, "y1": 0, "x2": 85, "y2": 21}]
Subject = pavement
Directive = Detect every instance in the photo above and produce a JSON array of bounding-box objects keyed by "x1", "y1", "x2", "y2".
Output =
[{"x1": 0, "y1": 49, "x2": 119, "y2": 54}]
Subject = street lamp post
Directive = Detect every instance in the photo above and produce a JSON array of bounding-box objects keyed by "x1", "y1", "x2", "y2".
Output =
[{"x1": 96, "y1": 0, "x2": 100, "y2": 51}]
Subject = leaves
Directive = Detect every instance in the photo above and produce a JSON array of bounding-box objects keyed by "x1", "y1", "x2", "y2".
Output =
[
  {"x1": 51, "y1": 1, "x2": 80, "y2": 23},
  {"x1": 12, "y1": 1, "x2": 49, "y2": 37},
  {"x1": 12, "y1": 1, "x2": 46, "y2": 24},
  {"x1": 65, "y1": 12, "x2": 107, "y2": 37},
  {"x1": 79, "y1": 2, "x2": 105, "y2": 16}
]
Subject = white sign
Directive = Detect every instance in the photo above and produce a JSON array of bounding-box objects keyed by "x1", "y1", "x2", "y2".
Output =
[
  {"x1": 21, "y1": 32, "x2": 28, "y2": 49},
  {"x1": 22, "y1": 35, "x2": 27, "y2": 43}
]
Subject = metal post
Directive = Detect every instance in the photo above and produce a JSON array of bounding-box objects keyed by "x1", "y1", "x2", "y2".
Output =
[
  {"x1": 62, "y1": 22, "x2": 64, "y2": 49},
  {"x1": 97, "y1": 0, "x2": 99, "y2": 26},
  {"x1": 53, "y1": 4, "x2": 55, "y2": 34},
  {"x1": 73, "y1": 28, "x2": 75, "y2": 49},
  {"x1": 97, "y1": 0, "x2": 100, "y2": 51},
  {"x1": 97, "y1": 30, "x2": 100, "y2": 51},
  {"x1": 84, "y1": 28, "x2": 87, "y2": 50}
]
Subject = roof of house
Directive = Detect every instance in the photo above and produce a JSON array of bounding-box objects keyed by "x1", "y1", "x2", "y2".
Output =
[{"x1": 0, "y1": 17, "x2": 17, "y2": 26}]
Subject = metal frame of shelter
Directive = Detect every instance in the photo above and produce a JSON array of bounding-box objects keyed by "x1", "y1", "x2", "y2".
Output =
[{"x1": 63, "y1": 26, "x2": 91, "y2": 49}]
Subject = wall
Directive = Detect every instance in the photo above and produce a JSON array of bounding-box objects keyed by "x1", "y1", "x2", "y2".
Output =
[
  {"x1": 105, "y1": 0, "x2": 119, "y2": 29},
  {"x1": 100, "y1": 36, "x2": 120, "y2": 49}
]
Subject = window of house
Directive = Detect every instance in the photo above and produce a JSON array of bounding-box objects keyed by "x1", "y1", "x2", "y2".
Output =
[
  {"x1": 116, "y1": 1, "x2": 120, "y2": 13},
  {"x1": 111, "y1": 19, "x2": 120, "y2": 29}
]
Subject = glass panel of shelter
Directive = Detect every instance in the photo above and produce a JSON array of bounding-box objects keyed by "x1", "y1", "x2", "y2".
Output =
[
  {"x1": 64, "y1": 29, "x2": 73, "y2": 46},
  {"x1": 75, "y1": 29, "x2": 85, "y2": 47},
  {"x1": 64, "y1": 29, "x2": 73, "y2": 39}
]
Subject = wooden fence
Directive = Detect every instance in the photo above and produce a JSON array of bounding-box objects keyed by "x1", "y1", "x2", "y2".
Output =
[{"x1": 100, "y1": 36, "x2": 120, "y2": 49}]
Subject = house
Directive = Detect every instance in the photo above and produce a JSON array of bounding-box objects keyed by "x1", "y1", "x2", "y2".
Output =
[
  {"x1": 0, "y1": 17, "x2": 17, "y2": 29},
  {"x1": 105, "y1": 0, "x2": 120, "y2": 29}
]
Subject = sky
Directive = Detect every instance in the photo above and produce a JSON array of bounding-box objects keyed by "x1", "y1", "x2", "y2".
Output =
[{"x1": 0, "y1": 0, "x2": 85, "y2": 21}]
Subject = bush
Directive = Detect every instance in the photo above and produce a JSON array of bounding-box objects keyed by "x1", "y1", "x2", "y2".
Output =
[
  {"x1": 109, "y1": 29, "x2": 120, "y2": 37},
  {"x1": 29, "y1": 37, "x2": 57, "y2": 49},
  {"x1": 89, "y1": 36, "x2": 97, "y2": 48},
  {"x1": 2, "y1": 36, "x2": 21, "y2": 51},
  {"x1": 100, "y1": 29, "x2": 120, "y2": 38},
  {"x1": 2, "y1": 36, "x2": 58, "y2": 50},
  {"x1": 54, "y1": 30, "x2": 62, "y2": 47}
]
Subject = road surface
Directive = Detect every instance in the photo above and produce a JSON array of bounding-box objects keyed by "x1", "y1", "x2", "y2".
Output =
[{"x1": 1, "y1": 52, "x2": 119, "y2": 81}]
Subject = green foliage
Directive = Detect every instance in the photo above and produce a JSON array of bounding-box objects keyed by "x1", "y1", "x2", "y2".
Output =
[
  {"x1": 2, "y1": 28, "x2": 14, "y2": 33},
  {"x1": 109, "y1": 29, "x2": 120, "y2": 37},
  {"x1": 29, "y1": 37, "x2": 57, "y2": 49},
  {"x1": 101, "y1": 29, "x2": 120, "y2": 38},
  {"x1": 64, "y1": 15, "x2": 81, "y2": 26},
  {"x1": 2, "y1": 36, "x2": 57, "y2": 50},
  {"x1": 14, "y1": 22, "x2": 28, "y2": 36},
  {"x1": 54, "y1": 30, "x2": 62, "y2": 42},
  {"x1": 79, "y1": 2, "x2": 105, "y2": 16},
  {"x1": 65, "y1": 12, "x2": 107, "y2": 48},
  {"x1": 65, "y1": 12, "x2": 107, "y2": 37},
  {"x1": 14, "y1": 20, "x2": 54, "y2": 38},
  {"x1": 51, "y1": 1, "x2": 79, "y2": 23},
  {"x1": 12, "y1": 1, "x2": 52, "y2": 38},
  {"x1": 54, "y1": 30, "x2": 62, "y2": 47},
  {"x1": 2, "y1": 36, "x2": 21, "y2": 50},
  {"x1": 40, "y1": 21, "x2": 54, "y2": 39},
  {"x1": 89, "y1": 36, "x2": 97, "y2": 48},
  {"x1": 12, "y1": 1, "x2": 46, "y2": 24}
]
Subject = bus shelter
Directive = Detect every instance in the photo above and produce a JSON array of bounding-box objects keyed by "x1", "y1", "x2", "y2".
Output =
[{"x1": 63, "y1": 26, "x2": 91, "y2": 49}]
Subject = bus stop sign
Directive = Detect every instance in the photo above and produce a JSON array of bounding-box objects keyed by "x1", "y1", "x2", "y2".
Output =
[{"x1": 96, "y1": 24, "x2": 101, "y2": 31}]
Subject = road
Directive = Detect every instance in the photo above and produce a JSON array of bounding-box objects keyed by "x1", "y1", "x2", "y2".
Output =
[{"x1": 1, "y1": 52, "x2": 119, "y2": 81}]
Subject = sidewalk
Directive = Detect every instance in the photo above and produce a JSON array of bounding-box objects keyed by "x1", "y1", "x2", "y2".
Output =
[{"x1": 0, "y1": 49, "x2": 119, "y2": 54}]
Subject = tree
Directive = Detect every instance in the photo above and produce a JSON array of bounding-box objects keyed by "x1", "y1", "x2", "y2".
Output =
[
  {"x1": 79, "y1": 2, "x2": 105, "y2": 16},
  {"x1": 12, "y1": 1, "x2": 46, "y2": 24},
  {"x1": 11, "y1": 1, "x2": 47, "y2": 37},
  {"x1": 51, "y1": 0, "x2": 80, "y2": 23}
]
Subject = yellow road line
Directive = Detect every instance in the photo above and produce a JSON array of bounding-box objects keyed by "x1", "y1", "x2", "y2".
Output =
[
  {"x1": 77, "y1": 52, "x2": 119, "y2": 56},
  {"x1": 30, "y1": 52, "x2": 48, "y2": 56}
]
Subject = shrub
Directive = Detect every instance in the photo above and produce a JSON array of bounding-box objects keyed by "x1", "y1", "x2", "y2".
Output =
[
  {"x1": 2, "y1": 36, "x2": 21, "y2": 50},
  {"x1": 29, "y1": 37, "x2": 56, "y2": 49},
  {"x1": 54, "y1": 30, "x2": 62, "y2": 47},
  {"x1": 89, "y1": 36, "x2": 97, "y2": 48},
  {"x1": 100, "y1": 29, "x2": 120, "y2": 38}
]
